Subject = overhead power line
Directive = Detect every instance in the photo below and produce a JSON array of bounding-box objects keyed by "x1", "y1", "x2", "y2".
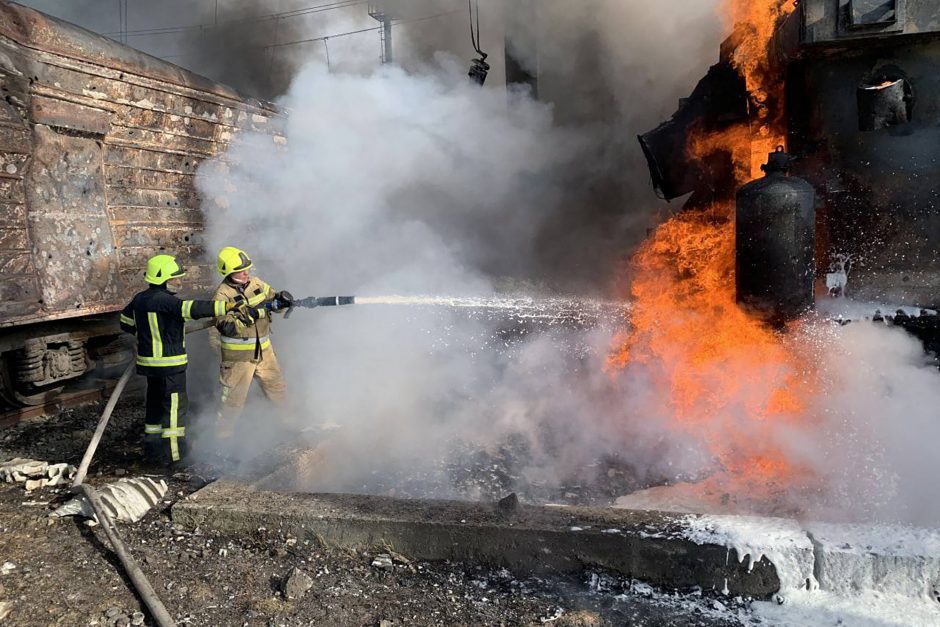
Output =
[
  {"x1": 101, "y1": 0, "x2": 368, "y2": 38},
  {"x1": 156, "y1": 9, "x2": 461, "y2": 61},
  {"x1": 265, "y1": 9, "x2": 461, "y2": 50}
]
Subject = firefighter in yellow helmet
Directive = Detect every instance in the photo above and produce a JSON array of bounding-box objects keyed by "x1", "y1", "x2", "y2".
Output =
[
  {"x1": 120, "y1": 254, "x2": 243, "y2": 465},
  {"x1": 210, "y1": 247, "x2": 293, "y2": 442}
]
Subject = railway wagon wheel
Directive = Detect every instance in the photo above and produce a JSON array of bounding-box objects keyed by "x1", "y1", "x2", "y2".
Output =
[{"x1": 0, "y1": 353, "x2": 65, "y2": 406}]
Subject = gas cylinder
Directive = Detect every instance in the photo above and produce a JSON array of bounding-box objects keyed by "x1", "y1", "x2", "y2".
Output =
[{"x1": 735, "y1": 147, "x2": 816, "y2": 322}]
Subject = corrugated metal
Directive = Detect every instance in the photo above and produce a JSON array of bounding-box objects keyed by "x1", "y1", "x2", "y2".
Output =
[{"x1": 0, "y1": 1, "x2": 278, "y2": 329}]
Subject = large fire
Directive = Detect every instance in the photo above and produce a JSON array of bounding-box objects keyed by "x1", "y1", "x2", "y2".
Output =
[{"x1": 609, "y1": 0, "x2": 813, "y2": 497}]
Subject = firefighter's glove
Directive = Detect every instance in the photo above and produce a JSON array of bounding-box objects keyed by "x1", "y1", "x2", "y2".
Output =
[
  {"x1": 234, "y1": 306, "x2": 263, "y2": 326},
  {"x1": 225, "y1": 295, "x2": 248, "y2": 313}
]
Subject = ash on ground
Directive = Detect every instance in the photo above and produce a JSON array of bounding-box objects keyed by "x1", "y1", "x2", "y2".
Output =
[
  {"x1": 330, "y1": 434, "x2": 650, "y2": 507},
  {"x1": 0, "y1": 399, "x2": 748, "y2": 626}
]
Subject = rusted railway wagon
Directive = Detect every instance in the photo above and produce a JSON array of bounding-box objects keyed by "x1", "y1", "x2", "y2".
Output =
[{"x1": 0, "y1": 2, "x2": 276, "y2": 405}]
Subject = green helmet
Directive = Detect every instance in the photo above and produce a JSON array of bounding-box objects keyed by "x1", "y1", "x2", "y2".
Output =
[
  {"x1": 144, "y1": 254, "x2": 186, "y2": 285},
  {"x1": 217, "y1": 246, "x2": 253, "y2": 277}
]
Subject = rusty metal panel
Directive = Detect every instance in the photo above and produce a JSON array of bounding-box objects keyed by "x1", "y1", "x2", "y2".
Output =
[
  {"x1": 0, "y1": 227, "x2": 28, "y2": 249},
  {"x1": 0, "y1": 126, "x2": 31, "y2": 154},
  {"x1": 32, "y1": 65, "x2": 248, "y2": 128},
  {"x1": 122, "y1": 108, "x2": 220, "y2": 140},
  {"x1": 111, "y1": 224, "x2": 202, "y2": 249},
  {"x1": 106, "y1": 187, "x2": 200, "y2": 210},
  {"x1": 107, "y1": 206, "x2": 203, "y2": 226},
  {"x1": 27, "y1": 125, "x2": 120, "y2": 311},
  {"x1": 0, "y1": 277, "x2": 41, "y2": 317},
  {"x1": 30, "y1": 95, "x2": 111, "y2": 135},
  {"x1": 104, "y1": 146, "x2": 202, "y2": 174},
  {"x1": 107, "y1": 125, "x2": 219, "y2": 155},
  {"x1": 0, "y1": 176, "x2": 24, "y2": 202},
  {"x1": 105, "y1": 167, "x2": 194, "y2": 190},
  {"x1": 0, "y1": 1, "x2": 277, "y2": 329},
  {"x1": 0, "y1": 151, "x2": 28, "y2": 175},
  {"x1": 0, "y1": 80, "x2": 39, "y2": 326},
  {"x1": 0, "y1": 203, "x2": 27, "y2": 227},
  {"x1": 0, "y1": 251, "x2": 32, "y2": 276}
]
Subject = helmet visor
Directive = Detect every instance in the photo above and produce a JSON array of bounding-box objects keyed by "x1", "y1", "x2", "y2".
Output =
[{"x1": 232, "y1": 251, "x2": 252, "y2": 273}]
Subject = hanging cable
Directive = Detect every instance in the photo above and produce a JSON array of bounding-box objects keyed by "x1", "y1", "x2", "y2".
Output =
[
  {"x1": 322, "y1": 38, "x2": 332, "y2": 72},
  {"x1": 467, "y1": 0, "x2": 489, "y2": 85}
]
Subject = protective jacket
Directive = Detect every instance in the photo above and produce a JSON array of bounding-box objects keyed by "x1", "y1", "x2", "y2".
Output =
[
  {"x1": 121, "y1": 285, "x2": 226, "y2": 375},
  {"x1": 210, "y1": 276, "x2": 277, "y2": 362}
]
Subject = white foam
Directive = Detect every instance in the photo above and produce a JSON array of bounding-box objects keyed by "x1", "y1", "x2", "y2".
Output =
[
  {"x1": 752, "y1": 589, "x2": 940, "y2": 627},
  {"x1": 815, "y1": 296, "x2": 937, "y2": 321},
  {"x1": 682, "y1": 513, "x2": 816, "y2": 593},
  {"x1": 677, "y1": 513, "x2": 940, "y2": 625}
]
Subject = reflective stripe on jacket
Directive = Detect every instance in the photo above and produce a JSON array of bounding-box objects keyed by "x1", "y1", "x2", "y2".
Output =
[
  {"x1": 120, "y1": 285, "x2": 225, "y2": 376},
  {"x1": 211, "y1": 276, "x2": 277, "y2": 362}
]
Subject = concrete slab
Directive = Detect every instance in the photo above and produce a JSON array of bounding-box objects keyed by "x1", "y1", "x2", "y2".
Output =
[{"x1": 171, "y1": 479, "x2": 782, "y2": 598}]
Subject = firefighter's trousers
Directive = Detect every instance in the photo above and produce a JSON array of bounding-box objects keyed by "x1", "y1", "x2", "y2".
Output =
[
  {"x1": 144, "y1": 372, "x2": 188, "y2": 464},
  {"x1": 216, "y1": 347, "x2": 287, "y2": 439}
]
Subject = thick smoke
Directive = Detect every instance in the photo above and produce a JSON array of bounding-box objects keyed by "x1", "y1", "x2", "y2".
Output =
[
  {"x1": 380, "y1": 0, "x2": 726, "y2": 290},
  {"x1": 189, "y1": 0, "x2": 725, "y2": 499},
  {"x1": 193, "y1": 64, "x2": 615, "y2": 490}
]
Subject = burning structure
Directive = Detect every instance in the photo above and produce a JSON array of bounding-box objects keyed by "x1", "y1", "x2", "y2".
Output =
[
  {"x1": 609, "y1": 0, "x2": 940, "y2": 511},
  {"x1": 641, "y1": 0, "x2": 940, "y2": 325},
  {"x1": 0, "y1": 2, "x2": 274, "y2": 406}
]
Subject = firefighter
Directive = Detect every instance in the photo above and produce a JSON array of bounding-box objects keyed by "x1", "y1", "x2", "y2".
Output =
[
  {"x1": 120, "y1": 254, "x2": 243, "y2": 465},
  {"x1": 210, "y1": 247, "x2": 293, "y2": 442}
]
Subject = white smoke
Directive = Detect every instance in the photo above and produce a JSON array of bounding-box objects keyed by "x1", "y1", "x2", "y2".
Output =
[
  {"x1": 200, "y1": 63, "x2": 586, "y2": 294},
  {"x1": 193, "y1": 59, "x2": 624, "y2": 494},
  {"x1": 802, "y1": 321, "x2": 940, "y2": 526}
]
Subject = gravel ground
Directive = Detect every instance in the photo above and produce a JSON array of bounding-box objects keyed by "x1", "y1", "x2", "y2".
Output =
[{"x1": 0, "y1": 397, "x2": 751, "y2": 626}]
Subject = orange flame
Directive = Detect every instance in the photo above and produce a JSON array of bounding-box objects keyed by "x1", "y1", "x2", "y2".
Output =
[{"x1": 610, "y1": 1, "x2": 811, "y2": 493}]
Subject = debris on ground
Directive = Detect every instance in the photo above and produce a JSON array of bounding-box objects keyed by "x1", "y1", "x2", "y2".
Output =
[
  {"x1": 554, "y1": 610, "x2": 604, "y2": 626},
  {"x1": 497, "y1": 491, "x2": 520, "y2": 518},
  {"x1": 371, "y1": 554, "x2": 394, "y2": 571},
  {"x1": 282, "y1": 566, "x2": 314, "y2": 600},
  {"x1": 52, "y1": 476, "x2": 168, "y2": 523},
  {"x1": 0, "y1": 458, "x2": 74, "y2": 490},
  {"x1": 0, "y1": 398, "x2": 746, "y2": 626}
]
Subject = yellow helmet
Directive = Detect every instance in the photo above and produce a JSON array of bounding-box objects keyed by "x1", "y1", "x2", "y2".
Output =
[
  {"x1": 144, "y1": 254, "x2": 186, "y2": 285},
  {"x1": 217, "y1": 246, "x2": 253, "y2": 277}
]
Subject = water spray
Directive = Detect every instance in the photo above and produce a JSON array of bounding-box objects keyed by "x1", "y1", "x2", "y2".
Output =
[{"x1": 275, "y1": 294, "x2": 630, "y2": 325}]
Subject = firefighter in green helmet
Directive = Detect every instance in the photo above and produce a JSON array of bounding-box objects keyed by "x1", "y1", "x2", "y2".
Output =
[
  {"x1": 210, "y1": 246, "x2": 293, "y2": 444},
  {"x1": 120, "y1": 254, "x2": 243, "y2": 466}
]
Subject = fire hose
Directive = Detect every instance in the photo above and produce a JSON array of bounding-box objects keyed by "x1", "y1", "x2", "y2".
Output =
[
  {"x1": 70, "y1": 319, "x2": 215, "y2": 627},
  {"x1": 68, "y1": 297, "x2": 354, "y2": 624},
  {"x1": 270, "y1": 294, "x2": 356, "y2": 319},
  {"x1": 77, "y1": 483, "x2": 176, "y2": 627}
]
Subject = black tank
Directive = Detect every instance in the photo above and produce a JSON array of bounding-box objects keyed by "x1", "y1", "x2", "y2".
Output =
[{"x1": 735, "y1": 147, "x2": 816, "y2": 322}]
